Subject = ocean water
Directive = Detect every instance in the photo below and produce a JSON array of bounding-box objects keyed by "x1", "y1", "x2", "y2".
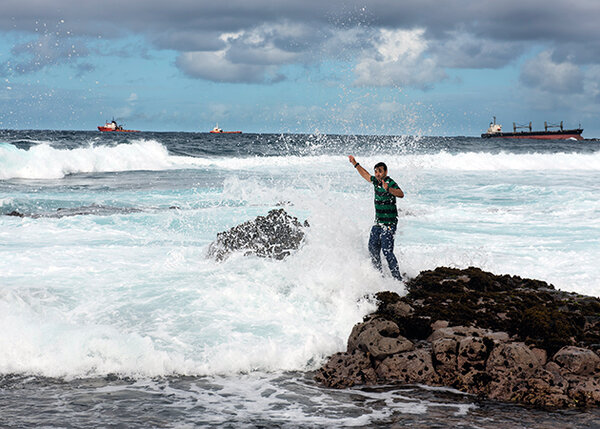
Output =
[{"x1": 1, "y1": 130, "x2": 599, "y2": 428}]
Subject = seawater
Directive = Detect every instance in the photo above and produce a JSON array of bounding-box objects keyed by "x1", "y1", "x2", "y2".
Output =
[{"x1": 1, "y1": 130, "x2": 599, "y2": 428}]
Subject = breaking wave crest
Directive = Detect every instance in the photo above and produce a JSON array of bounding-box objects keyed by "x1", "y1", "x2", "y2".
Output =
[
  {"x1": 0, "y1": 140, "x2": 200, "y2": 179},
  {"x1": 2, "y1": 139, "x2": 600, "y2": 180}
]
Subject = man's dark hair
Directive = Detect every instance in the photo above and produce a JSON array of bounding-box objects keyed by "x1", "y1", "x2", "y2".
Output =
[{"x1": 374, "y1": 162, "x2": 387, "y2": 171}]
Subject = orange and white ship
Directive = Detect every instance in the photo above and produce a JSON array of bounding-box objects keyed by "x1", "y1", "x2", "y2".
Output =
[
  {"x1": 209, "y1": 123, "x2": 241, "y2": 134},
  {"x1": 98, "y1": 119, "x2": 139, "y2": 133}
]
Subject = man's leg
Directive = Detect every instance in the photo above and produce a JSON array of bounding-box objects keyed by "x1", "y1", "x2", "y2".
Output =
[
  {"x1": 381, "y1": 225, "x2": 402, "y2": 281},
  {"x1": 368, "y1": 225, "x2": 382, "y2": 271}
]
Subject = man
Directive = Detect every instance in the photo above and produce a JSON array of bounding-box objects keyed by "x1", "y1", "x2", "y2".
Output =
[{"x1": 348, "y1": 155, "x2": 404, "y2": 281}]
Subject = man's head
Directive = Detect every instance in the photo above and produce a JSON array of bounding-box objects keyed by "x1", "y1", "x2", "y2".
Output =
[{"x1": 374, "y1": 162, "x2": 387, "y2": 182}]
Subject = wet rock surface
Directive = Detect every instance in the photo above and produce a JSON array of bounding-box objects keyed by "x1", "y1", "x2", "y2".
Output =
[
  {"x1": 316, "y1": 267, "x2": 600, "y2": 409},
  {"x1": 207, "y1": 208, "x2": 307, "y2": 261}
]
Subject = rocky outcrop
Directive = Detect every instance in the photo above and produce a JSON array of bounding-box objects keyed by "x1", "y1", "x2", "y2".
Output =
[
  {"x1": 315, "y1": 267, "x2": 600, "y2": 409},
  {"x1": 207, "y1": 208, "x2": 307, "y2": 261}
]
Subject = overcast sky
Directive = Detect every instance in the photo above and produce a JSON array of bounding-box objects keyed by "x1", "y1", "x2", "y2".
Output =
[{"x1": 1, "y1": 0, "x2": 599, "y2": 135}]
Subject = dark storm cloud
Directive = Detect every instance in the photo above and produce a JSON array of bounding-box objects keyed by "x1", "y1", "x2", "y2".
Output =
[
  {"x1": 1, "y1": 0, "x2": 599, "y2": 85},
  {"x1": 1, "y1": 0, "x2": 599, "y2": 50},
  {"x1": 152, "y1": 30, "x2": 226, "y2": 52},
  {"x1": 429, "y1": 34, "x2": 526, "y2": 69}
]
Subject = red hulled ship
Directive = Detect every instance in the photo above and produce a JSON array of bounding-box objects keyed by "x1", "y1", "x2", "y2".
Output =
[
  {"x1": 98, "y1": 119, "x2": 139, "y2": 133},
  {"x1": 481, "y1": 117, "x2": 583, "y2": 140},
  {"x1": 209, "y1": 124, "x2": 242, "y2": 134}
]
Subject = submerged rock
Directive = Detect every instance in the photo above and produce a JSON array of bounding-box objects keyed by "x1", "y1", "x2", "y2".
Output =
[
  {"x1": 4, "y1": 204, "x2": 144, "y2": 218},
  {"x1": 315, "y1": 267, "x2": 600, "y2": 409},
  {"x1": 207, "y1": 208, "x2": 307, "y2": 261}
]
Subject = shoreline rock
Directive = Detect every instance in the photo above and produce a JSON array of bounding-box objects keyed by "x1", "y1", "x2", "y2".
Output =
[{"x1": 316, "y1": 267, "x2": 600, "y2": 409}]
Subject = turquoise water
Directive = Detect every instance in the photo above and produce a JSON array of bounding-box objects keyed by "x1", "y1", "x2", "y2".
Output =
[{"x1": 1, "y1": 131, "x2": 599, "y2": 427}]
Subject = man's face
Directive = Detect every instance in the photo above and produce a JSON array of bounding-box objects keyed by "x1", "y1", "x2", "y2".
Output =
[{"x1": 374, "y1": 166, "x2": 387, "y2": 182}]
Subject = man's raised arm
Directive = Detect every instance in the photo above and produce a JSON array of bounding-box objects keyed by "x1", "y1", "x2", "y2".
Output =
[{"x1": 348, "y1": 155, "x2": 371, "y2": 182}]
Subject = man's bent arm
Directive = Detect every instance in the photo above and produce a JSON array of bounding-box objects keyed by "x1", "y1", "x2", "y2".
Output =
[
  {"x1": 388, "y1": 187, "x2": 404, "y2": 198},
  {"x1": 382, "y1": 180, "x2": 404, "y2": 198},
  {"x1": 348, "y1": 155, "x2": 371, "y2": 182}
]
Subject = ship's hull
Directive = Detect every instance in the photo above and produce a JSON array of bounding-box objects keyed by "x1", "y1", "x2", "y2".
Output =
[
  {"x1": 209, "y1": 131, "x2": 242, "y2": 134},
  {"x1": 98, "y1": 127, "x2": 140, "y2": 132},
  {"x1": 481, "y1": 129, "x2": 583, "y2": 140}
]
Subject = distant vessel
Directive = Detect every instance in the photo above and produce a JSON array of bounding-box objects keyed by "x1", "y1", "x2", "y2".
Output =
[
  {"x1": 209, "y1": 123, "x2": 242, "y2": 134},
  {"x1": 98, "y1": 119, "x2": 139, "y2": 133},
  {"x1": 481, "y1": 117, "x2": 583, "y2": 140}
]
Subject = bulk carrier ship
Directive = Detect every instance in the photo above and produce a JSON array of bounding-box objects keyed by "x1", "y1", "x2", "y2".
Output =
[{"x1": 481, "y1": 117, "x2": 583, "y2": 140}]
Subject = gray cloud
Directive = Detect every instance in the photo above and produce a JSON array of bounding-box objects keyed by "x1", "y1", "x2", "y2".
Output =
[
  {"x1": 74, "y1": 62, "x2": 94, "y2": 77},
  {"x1": 152, "y1": 30, "x2": 226, "y2": 52},
  {"x1": 353, "y1": 28, "x2": 447, "y2": 88},
  {"x1": 1, "y1": 0, "x2": 600, "y2": 87},
  {"x1": 520, "y1": 51, "x2": 584, "y2": 93},
  {"x1": 176, "y1": 51, "x2": 283, "y2": 83},
  {"x1": 7, "y1": 33, "x2": 89, "y2": 74},
  {"x1": 430, "y1": 32, "x2": 525, "y2": 69},
  {"x1": 2, "y1": 1, "x2": 599, "y2": 47}
]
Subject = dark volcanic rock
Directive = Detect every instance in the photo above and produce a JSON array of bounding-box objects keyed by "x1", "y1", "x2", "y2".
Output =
[
  {"x1": 207, "y1": 208, "x2": 307, "y2": 261},
  {"x1": 314, "y1": 350, "x2": 377, "y2": 388},
  {"x1": 346, "y1": 317, "x2": 414, "y2": 359},
  {"x1": 316, "y1": 266, "x2": 600, "y2": 409},
  {"x1": 376, "y1": 348, "x2": 439, "y2": 384},
  {"x1": 382, "y1": 266, "x2": 600, "y2": 355}
]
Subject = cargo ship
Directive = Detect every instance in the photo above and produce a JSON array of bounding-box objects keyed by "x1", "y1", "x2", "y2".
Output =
[{"x1": 481, "y1": 117, "x2": 583, "y2": 140}]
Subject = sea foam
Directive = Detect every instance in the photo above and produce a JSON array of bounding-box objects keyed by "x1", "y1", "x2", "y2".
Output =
[{"x1": 0, "y1": 178, "x2": 394, "y2": 378}]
